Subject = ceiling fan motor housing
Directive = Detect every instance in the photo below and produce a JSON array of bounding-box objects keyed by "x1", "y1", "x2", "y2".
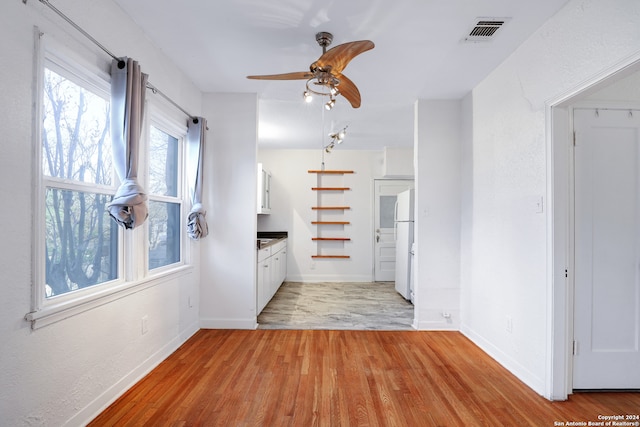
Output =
[{"x1": 316, "y1": 32, "x2": 333, "y2": 52}]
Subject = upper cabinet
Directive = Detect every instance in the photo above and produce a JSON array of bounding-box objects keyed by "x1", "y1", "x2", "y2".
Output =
[{"x1": 257, "y1": 163, "x2": 271, "y2": 214}]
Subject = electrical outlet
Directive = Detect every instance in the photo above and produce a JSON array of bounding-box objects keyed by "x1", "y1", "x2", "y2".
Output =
[
  {"x1": 141, "y1": 315, "x2": 149, "y2": 335},
  {"x1": 188, "y1": 296, "x2": 193, "y2": 308},
  {"x1": 506, "y1": 315, "x2": 513, "y2": 333}
]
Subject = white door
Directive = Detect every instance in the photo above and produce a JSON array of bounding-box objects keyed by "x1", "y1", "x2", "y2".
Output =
[
  {"x1": 573, "y1": 108, "x2": 640, "y2": 389},
  {"x1": 374, "y1": 179, "x2": 413, "y2": 281}
]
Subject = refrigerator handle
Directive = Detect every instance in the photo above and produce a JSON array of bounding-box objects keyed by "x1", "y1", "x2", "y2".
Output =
[
  {"x1": 394, "y1": 199, "x2": 399, "y2": 223},
  {"x1": 394, "y1": 200, "x2": 399, "y2": 241}
]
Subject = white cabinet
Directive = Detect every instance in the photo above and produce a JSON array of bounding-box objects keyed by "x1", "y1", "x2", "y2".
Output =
[
  {"x1": 257, "y1": 246, "x2": 271, "y2": 313},
  {"x1": 256, "y1": 239, "x2": 287, "y2": 314},
  {"x1": 270, "y1": 240, "x2": 287, "y2": 295},
  {"x1": 257, "y1": 163, "x2": 271, "y2": 214}
]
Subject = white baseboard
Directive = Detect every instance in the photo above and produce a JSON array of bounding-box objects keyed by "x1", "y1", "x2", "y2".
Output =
[
  {"x1": 413, "y1": 319, "x2": 459, "y2": 330},
  {"x1": 200, "y1": 317, "x2": 258, "y2": 329},
  {"x1": 67, "y1": 320, "x2": 200, "y2": 427},
  {"x1": 460, "y1": 323, "x2": 546, "y2": 397},
  {"x1": 284, "y1": 274, "x2": 375, "y2": 283}
]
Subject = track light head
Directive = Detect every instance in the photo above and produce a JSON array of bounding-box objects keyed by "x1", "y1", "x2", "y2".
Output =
[{"x1": 325, "y1": 99, "x2": 335, "y2": 110}]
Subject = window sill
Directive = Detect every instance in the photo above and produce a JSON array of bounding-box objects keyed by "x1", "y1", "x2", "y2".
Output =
[{"x1": 25, "y1": 265, "x2": 194, "y2": 330}]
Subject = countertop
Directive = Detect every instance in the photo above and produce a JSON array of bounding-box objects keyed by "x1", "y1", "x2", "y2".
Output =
[{"x1": 257, "y1": 231, "x2": 288, "y2": 249}]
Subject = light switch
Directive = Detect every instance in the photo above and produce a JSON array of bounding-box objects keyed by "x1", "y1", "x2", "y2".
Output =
[{"x1": 534, "y1": 196, "x2": 544, "y2": 214}]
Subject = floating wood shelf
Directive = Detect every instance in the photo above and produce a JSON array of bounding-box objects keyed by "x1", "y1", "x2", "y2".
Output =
[
  {"x1": 310, "y1": 168, "x2": 353, "y2": 259},
  {"x1": 312, "y1": 237, "x2": 351, "y2": 241},
  {"x1": 312, "y1": 206, "x2": 350, "y2": 210},
  {"x1": 312, "y1": 255, "x2": 351, "y2": 259},
  {"x1": 312, "y1": 221, "x2": 350, "y2": 225},
  {"x1": 308, "y1": 170, "x2": 354, "y2": 174}
]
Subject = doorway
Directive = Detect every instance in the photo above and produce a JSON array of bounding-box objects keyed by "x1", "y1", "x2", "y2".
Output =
[
  {"x1": 373, "y1": 179, "x2": 414, "y2": 282},
  {"x1": 549, "y1": 57, "x2": 640, "y2": 398},
  {"x1": 572, "y1": 107, "x2": 640, "y2": 389}
]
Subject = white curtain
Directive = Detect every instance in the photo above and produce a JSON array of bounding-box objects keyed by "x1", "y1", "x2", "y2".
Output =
[
  {"x1": 107, "y1": 58, "x2": 149, "y2": 229},
  {"x1": 186, "y1": 117, "x2": 208, "y2": 240}
]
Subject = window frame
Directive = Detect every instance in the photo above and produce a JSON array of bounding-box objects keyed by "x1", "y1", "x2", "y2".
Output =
[
  {"x1": 144, "y1": 107, "x2": 189, "y2": 275},
  {"x1": 27, "y1": 33, "x2": 193, "y2": 330}
]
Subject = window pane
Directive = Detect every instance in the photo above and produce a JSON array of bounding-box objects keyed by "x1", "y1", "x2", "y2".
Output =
[
  {"x1": 45, "y1": 188, "x2": 118, "y2": 298},
  {"x1": 149, "y1": 126, "x2": 179, "y2": 197},
  {"x1": 380, "y1": 195, "x2": 397, "y2": 228},
  {"x1": 148, "y1": 200, "x2": 181, "y2": 269},
  {"x1": 42, "y1": 68, "x2": 112, "y2": 185}
]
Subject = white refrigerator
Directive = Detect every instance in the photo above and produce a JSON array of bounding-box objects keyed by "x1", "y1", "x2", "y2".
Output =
[{"x1": 394, "y1": 189, "x2": 414, "y2": 300}]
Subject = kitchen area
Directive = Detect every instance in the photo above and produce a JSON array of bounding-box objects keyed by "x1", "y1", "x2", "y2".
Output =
[{"x1": 255, "y1": 148, "x2": 415, "y2": 325}]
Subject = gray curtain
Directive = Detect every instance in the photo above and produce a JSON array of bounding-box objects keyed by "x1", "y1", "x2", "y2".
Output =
[
  {"x1": 107, "y1": 58, "x2": 149, "y2": 229},
  {"x1": 186, "y1": 117, "x2": 208, "y2": 240}
]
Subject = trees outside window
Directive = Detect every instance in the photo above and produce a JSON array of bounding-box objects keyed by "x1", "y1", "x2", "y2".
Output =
[
  {"x1": 42, "y1": 67, "x2": 118, "y2": 298},
  {"x1": 148, "y1": 125, "x2": 182, "y2": 270}
]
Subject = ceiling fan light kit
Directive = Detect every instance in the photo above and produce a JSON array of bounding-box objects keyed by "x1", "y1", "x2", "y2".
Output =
[{"x1": 247, "y1": 32, "x2": 374, "y2": 109}]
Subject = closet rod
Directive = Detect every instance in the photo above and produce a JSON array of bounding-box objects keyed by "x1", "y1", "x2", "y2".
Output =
[{"x1": 30, "y1": 0, "x2": 198, "y2": 122}]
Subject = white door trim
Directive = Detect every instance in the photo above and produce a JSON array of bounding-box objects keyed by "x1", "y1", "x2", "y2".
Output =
[
  {"x1": 372, "y1": 178, "x2": 414, "y2": 282},
  {"x1": 546, "y1": 52, "x2": 640, "y2": 400}
]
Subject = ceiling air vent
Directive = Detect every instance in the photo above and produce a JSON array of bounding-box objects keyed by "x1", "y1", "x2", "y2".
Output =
[{"x1": 464, "y1": 18, "x2": 509, "y2": 43}]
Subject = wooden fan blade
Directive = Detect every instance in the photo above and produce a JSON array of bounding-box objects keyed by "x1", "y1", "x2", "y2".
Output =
[
  {"x1": 314, "y1": 40, "x2": 374, "y2": 74},
  {"x1": 335, "y1": 73, "x2": 361, "y2": 108},
  {"x1": 247, "y1": 71, "x2": 314, "y2": 80}
]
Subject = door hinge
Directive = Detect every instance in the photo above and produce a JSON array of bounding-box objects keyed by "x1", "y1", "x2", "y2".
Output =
[
  {"x1": 573, "y1": 340, "x2": 578, "y2": 355},
  {"x1": 573, "y1": 131, "x2": 576, "y2": 147}
]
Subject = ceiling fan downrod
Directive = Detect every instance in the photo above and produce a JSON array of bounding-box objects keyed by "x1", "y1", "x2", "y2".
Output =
[{"x1": 315, "y1": 31, "x2": 333, "y2": 54}]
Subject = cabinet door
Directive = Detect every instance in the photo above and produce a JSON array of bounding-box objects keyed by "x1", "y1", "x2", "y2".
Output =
[
  {"x1": 257, "y1": 258, "x2": 270, "y2": 313},
  {"x1": 263, "y1": 169, "x2": 271, "y2": 211},
  {"x1": 278, "y1": 248, "x2": 287, "y2": 285},
  {"x1": 257, "y1": 164, "x2": 272, "y2": 214},
  {"x1": 269, "y1": 253, "x2": 277, "y2": 301}
]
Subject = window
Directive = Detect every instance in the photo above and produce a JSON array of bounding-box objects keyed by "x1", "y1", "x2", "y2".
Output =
[
  {"x1": 30, "y1": 40, "x2": 190, "y2": 327},
  {"x1": 147, "y1": 124, "x2": 183, "y2": 270},
  {"x1": 41, "y1": 64, "x2": 119, "y2": 298}
]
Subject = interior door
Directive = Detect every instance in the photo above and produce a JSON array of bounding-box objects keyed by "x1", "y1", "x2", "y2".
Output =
[
  {"x1": 374, "y1": 179, "x2": 413, "y2": 281},
  {"x1": 573, "y1": 108, "x2": 640, "y2": 389}
]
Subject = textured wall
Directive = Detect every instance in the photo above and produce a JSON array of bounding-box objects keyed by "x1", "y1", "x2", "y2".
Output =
[
  {"x1": 414, "y1": 100, "x2": 463, "y2": 331},
  {"x1": 460, "y1": 0, "x2": 640, "y2": 397},
  {"x1": 0, "y1": 1, "x2": 202, "y2": 425}
]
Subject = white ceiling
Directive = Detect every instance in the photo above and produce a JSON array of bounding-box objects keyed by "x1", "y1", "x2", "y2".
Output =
[{"x1": 113, "y1": 0, "x2": 569, "y2": 150}]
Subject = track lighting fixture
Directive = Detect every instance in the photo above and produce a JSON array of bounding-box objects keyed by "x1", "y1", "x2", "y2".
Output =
[{"x1": 323, "y1": 125, "x2": 348, "y2": 154}]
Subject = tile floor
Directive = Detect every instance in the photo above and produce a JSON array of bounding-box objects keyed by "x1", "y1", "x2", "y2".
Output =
[{"x1": 257, "y1": 281, "x2": 415, "y2": 330}]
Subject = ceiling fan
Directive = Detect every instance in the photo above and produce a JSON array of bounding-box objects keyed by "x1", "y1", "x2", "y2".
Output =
[{"x1": 247, "y1": 32, "x2": 374, "y2": 109}]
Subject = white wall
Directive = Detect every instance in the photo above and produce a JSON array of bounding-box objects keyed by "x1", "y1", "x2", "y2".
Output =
[
  {"x1": 0, "y1": 1, "x2": 202, "y2": 425},
  {"x1": 199, "y1": 93, "x2": 259, "y2": 328},
  {"x1": 413, "y1": 100, "x2": 463, "y2": 330},
  {"x1": 257, "y1": 149, "x2": 387, "y2": 282},
  {"x1": 460, "y1": 0, "x2": 640, "y2": 398}
]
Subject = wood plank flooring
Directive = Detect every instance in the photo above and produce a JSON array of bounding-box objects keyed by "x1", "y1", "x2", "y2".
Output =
[{"x1": 90, "y1": 330, "x2": 640, "y2": 426}]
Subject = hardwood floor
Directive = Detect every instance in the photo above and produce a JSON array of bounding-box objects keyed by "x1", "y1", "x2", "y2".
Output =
[{"x1": 90, "y1": 330, "x2": 640, "y2": 426}]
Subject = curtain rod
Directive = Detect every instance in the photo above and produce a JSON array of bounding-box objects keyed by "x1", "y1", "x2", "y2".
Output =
[
  {"x1": 146, "y1": 82, "x2": 199, "y2": 123},
  {"x1": 30, "y1": 0, "x2": 199, "y2": 123}
]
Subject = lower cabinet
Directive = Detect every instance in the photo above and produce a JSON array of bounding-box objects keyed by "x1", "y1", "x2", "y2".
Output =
[{"x1": 257, "y1": 239, "x2": 287, "y2": 314}]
